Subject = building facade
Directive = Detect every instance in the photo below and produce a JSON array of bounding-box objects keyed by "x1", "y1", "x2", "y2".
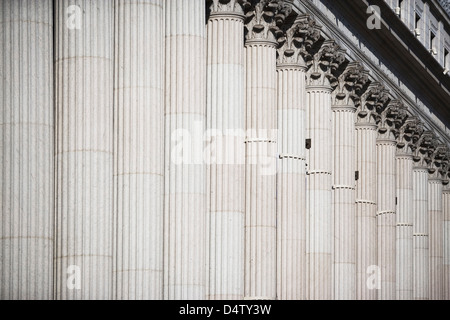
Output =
[{"x1": 0, "y1": 0, "x2": 449, "y2": 300}]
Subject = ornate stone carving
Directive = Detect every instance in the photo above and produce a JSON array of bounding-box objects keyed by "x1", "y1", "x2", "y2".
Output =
[
  {"x1": 207, "y1": 0, "x2": 249, "y2": 15},
  {"x1": 397, "y1": 116, "x2": 424, "y2": 154},
  {"x1": 429, "y1": 143, "x2": 449, "y2": 179},
  {"x1": 413, "y1": 131, "x2": 435, "y2": 168},
  {"x1": 276, "y1": 14, "x2": 321, "y2": 66},
  {"x1": 357, "y1": 81, "x2": 390, "y2": 125},
  {"x1": 332, "y1": 61, "x2": 370, "y2": 107},
  {"x1": 244, "y1": 0, "x2": 293, "y2": 43},
  {"x1": 377, "y1": 99, "x2": 408, "y2": 141},
  {"x1": 306, "y1": 39, "x2": 346, "y2": 88}
]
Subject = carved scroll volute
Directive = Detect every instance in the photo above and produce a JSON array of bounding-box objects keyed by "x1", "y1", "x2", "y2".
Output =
[
  {"x1": 333, "y1": 61, "x2": 370, "y2": 107},
  {"x1": 307, "y1": 39, "x2": 346, "y2": 87},
  {"x1": 442, "y1": 152, "x2": 450, "y2": 185},
  {"x1": 276, "y1": 14, "x2": 321, "y2": 67},
  {"x1": 357, "y1": 81, "x2": 390, "y2": 125},
  {"x1": 244, "y1": 0, "x2": 293, "y2": 43},
  {"x1": 377, "y1": 99, "x2": 407, "y2": 140},
  {"x1": 208, "y1": 0, "x2": 250, "y2": 15},
  {"x1": 397, "y1": 116, "x2": 424, "y2": 155}
]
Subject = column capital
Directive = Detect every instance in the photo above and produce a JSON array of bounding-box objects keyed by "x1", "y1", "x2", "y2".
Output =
[
  {"x1": 397, "y1": 116, "x2": 423, "y2": 155},
  {"x1": 357, "y1": 81, "x2": 390, "y2": 126},
  {"x1": 332, "y1": 61, "x2": 370, "y2": 108},
  {"x1": 244, "y1": 0, "x2": 293, "y2": 45},
  {"x1": 276, "y1": 14, "x2": 321, "y2": 67},
  {"x1": 428, "y1": 143, "x2": 449, "y2": 180},
  {"x1": 208, "y1": 0, "x2": 248, "y2": 17},
  {"x1": 306, "y1": 39, "x2": 346, "y2": 88},
  {"x1": 377, "y1": 99, "x2": 407, "y2": 141},
  {"x1": 413, "y1": 130, "x2": 435, "y2": 169}
]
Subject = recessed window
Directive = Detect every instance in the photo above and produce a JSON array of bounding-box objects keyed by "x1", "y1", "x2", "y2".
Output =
[
  {"x1": 414, "y1": 14, "x2": 421, "y2": 37},
  {"x1": 445, "y1": 48, "x2": 450, "y2": 70},
  {"x1": 430, "y1": 31, "x2": 437, "y2": 55}
]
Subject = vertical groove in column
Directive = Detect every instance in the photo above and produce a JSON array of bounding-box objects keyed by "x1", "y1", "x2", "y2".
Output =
[
  {"x1": 356, "y1": 124, "x2": 378, "y2": 300},
  {"x1": 413, "y1": 167, "x2": 429, "y2": 300},
  {"x1": 429, "y1": 178, "x2": 443, "y2": 300},
  {"x1": 206, "y1": 6, "x2": 245, "y2": 300},
  {"x1": 113, "y1": 0, "x2": 164, "y2": 300},
  {"x1": 443, "y1": 186, "x2": 450, "y2": 300},
  {"x1": 276, "y1": 66, "x2": 307, "y2": 300},
  {"x1": 376, "y1": 140, "x2": 397, "y2": 300},
  {"x1": 0, "y1": 0, "x2": 54, "y2": 300},
  {"x1": 395, "y1": 154, "x2": 414, "y2": 300},
  {"x1": 306, "y1": 87, "x2": 332, "y2": 300},
  {"x1": 244, "y1": 42, "x2": 277, "y2": 300},
  {"x1": 55, "y1": 0, "x2": 114, "y2": 300},
  {"x1": 332, "y1": 106, "x2": 356, "y2": 300},
  {"x1": 164, "y1": 0, "x2": 207, "y2": 300}
]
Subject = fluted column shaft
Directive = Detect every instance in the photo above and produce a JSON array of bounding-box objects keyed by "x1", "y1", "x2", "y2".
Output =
[
  {"x1": 0, "y1": 0, "x2": 53, "y2": 299},
  {"x1": 306, "y1": 85, "x2": 332, "y2": 300},
  {"x1": 356, "y1": 123, "x2": 378, "y2": 300},
  {"x1": 276, "y1": 65, "x2": 307, "y2": 300},
  {"x1": 443, "y1": 186, "x2": 450, "y2": 300},
  {"x1": 113, "y1": 0, "x2": 164, "y2": 300},
  {"x1": 206, "y1": 8, "x2": 245, "y2": 300},
  {"x1": 55, "y1": 0, "x2": 114, "y2": 300},
  {"x1": 164, "y1": 0, "x2": 207, "y2": 300},
  {"x1": 244, "y1": 40, "x2": 277, "y2": 300},
  {"x1": 429, "y1": 177, "x2": 443, "y2": 300},
  {"x1": 413, "y1": 166, "x2": 429, "y2": 300},
  {"x1": 332, "y1": 105, "x2": 356, "y2": 300},
  {"x1": 396, "y1": 153, "x2": 414, "y2": 300},
  {"x1": 376, "y1": 138, "x2": 397, "y2": 300}
]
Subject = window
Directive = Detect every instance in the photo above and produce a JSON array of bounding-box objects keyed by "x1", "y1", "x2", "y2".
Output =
[
  {"x1": 415, "y1": 14, "x2": 421, "y2": 36},
  {"x1": 445, "y1": 48, "x2": 450, "y2": 72},
  {"x1": 430, "y1": 31, "x2": 437, "y2": 55}
]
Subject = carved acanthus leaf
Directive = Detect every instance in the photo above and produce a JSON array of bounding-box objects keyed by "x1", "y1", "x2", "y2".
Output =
[
  {"x1": 357, "y1": 81, "x2": 390, "y2": 125},
  {"x1": 377, "y1": 99, "x2": 407, "y2": 140},
  {"x1": 333, "y1": 61, "x2": 370, "y2": 106},
  {"x1": 244, "y1": 0, "x2": 293, "y2": 43},
  {"x1": 397, "y1": 116, "x2": 423, "y2": 154},
  {"x1": 307, "y1": 39, "x2": 346, "y2": 87},
  {"x1": 208, "y1": 0, "x2": 250, "y2": 14},
  {"x1": 277, "y1": 14, "x2": 321, "y2": 66},
  {"x1": 429, "y1": 144, "x2": 449, "y2": 178},
  {"x1": 413, "y1": 131, "x2": 435, "y2": 167}
]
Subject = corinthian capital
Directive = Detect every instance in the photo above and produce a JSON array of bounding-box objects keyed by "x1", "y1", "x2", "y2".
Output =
[
  {"x1": 244, "y1": 0, "x2": 293, "y2": 43},
  {"x1": 276, "y1": 14, "x2": 321, "y2": 66},
  {"x1": 377, "y1": 99, "x2": 407, "y2": 141},
  {"x1": 429, "y1": 143, "x2": 449, "y2": 179},
  {"x1": 207, "y1": 0, "x2": 249, "y2": 15},
  {"x1": 357, "y1": 81, "x2": 390, "y2": 125},
  {"x1": 413, "y1": 131, "x2": 434, "y2": 168},
  {"x1": 397, "y1": 116, "x2": 423, "y2": 154},
  {"x1": 306, "y1": 39, "x2": 346, "y2": 88},
  {"x1": 333, "y1": 61, "x2": 370, "y2": 107}
]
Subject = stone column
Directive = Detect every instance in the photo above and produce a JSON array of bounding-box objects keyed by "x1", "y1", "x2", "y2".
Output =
[
  {"x1": 0, "y1": 0, "x2": 53, "y2": 300},
  {"x1": 376, "y1": 100, "x2": 406, "y2": 300},
  {"x1": 164, "y1": 0, "x2": 207, "y2": 300},
  {"x1": 443, "y1": 175, "x2": 450, "y2": 300},
  {"x1": 243, "y1": 1, "x2": 292, "y2": 300},
  {"x1": 306, "y1": 39, "x2": 345, "y2": 300},
  {"x1": 412, "y1": 131, "x2": 433, "y2": 300},
  {"x1": 428, "y1": 145, "x2": 447, "y2": 300},
  {"x1": 276, "y1": 15, "x2": 320, "y2": 300},
  {"x1": 395, "y1": 117, "x2": 422, "y2": 300},
  {"x1": 113, "y1": 0, "x2": 164, "y2": 300},
  {"x1": 331, "y1": 62, "x2": 368, "y2": 300},
  {"x1": 356, "y1": 82, "x2": 390, "y2": 300},
  {"x1": 206, "y1": 0, "x2": 245, "y2": 300},
  {"x1": 54, "y1": 0, "x2": 114, "y2": 300}
]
